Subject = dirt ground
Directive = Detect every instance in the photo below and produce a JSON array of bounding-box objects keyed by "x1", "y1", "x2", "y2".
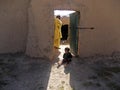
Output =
[{"x1": 0, "y1": 51, "x2": 120, "y2": 90}]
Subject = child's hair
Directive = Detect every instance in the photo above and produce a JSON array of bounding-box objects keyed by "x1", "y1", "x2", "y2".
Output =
[{"x1": 65, "y1": 47, "x2": 70, "y2": 51}]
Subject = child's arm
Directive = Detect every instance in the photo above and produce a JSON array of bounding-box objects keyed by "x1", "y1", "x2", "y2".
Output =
[
  {"x1": 63, "y1": 53, "x2": 65, "y2": 58},
  {"x1": 67, "y1": 53, "x2": 72, "y2": 58},
  {"x1": 70, "y1": 53, "x2": 72, "y2": 58}
]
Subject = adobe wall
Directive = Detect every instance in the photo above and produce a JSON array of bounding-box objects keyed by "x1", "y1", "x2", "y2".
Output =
[
  {"x1": 26, "y1": 0, "x2": 120, "y2": 58},
  {"x1": 0, "y1": 0, "x2": 29, "y2": 53},
  {"x1": 79, "y1": 0, "x2": 120, "y2": 56},
  {"x1": 1, "y1": 0, "x2": 118, "y2": 58},
  {"x1": 52, "y1": 0, "x2": 120, "y2": 57},
  {"x1": 25, "y1": 0, "x2": 85, "y2": 58},
  {"x1": 26, "y1": 0, "x2": 54, "y2": 57}
]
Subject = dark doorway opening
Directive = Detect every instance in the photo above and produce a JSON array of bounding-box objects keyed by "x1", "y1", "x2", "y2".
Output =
[{"x1": 61, "y1": 24, "x2": 68, "y2": 43}]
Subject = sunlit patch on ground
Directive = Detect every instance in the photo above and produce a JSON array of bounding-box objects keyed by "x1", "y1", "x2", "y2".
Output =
[
  {"x1": 0, "y1": 47, "x2": 120, "y2": 90},
  {"x1": 47, "y1": 44, "x2": 73, "y2": 90}
]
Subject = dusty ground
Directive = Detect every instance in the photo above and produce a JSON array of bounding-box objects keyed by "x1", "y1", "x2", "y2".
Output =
[
  {"x1": 70, "y1": 53, "x2": 120, "y2": 90},
  {"x1": 0, "y1": 50, "x2": 120, "y2": 90},
  {"x1": 0, "y1": 53, "x2": 52, "y2": 90}
]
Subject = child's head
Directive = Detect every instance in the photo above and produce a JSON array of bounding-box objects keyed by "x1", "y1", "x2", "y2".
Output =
[{"x1": 65, "y1": 47, "x2": 70, "y2": 53}]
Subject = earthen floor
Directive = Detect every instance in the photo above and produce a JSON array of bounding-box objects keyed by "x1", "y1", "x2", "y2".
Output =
[{"x1": 0, "y1": 45, "x2": 120, "y2": 90}]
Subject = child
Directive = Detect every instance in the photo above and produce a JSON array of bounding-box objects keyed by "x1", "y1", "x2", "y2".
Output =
[{"x1": 57, "y1": 47, "x2": 72, "y2": 68}]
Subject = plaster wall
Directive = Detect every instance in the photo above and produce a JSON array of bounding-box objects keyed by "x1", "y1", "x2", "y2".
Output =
[
  {"x1": 61, "y1": 16, "x2": 70, "y2": 25},
  {"x1": 26, "y1": 0, "x2": 54, "y2": 57},
  {"x1": 79, "y1": 0, "x2": 120, "y2": 56},
  {"x1": 0, "y1": 0, "x2": 29, "y2": 53},
  {"x1": 25, "y1": 0, "x2": 84, "y2": 58},
  {"x1": 51, "y1": 0, "x2": 120, "y2": 57},
  {"x1": 26, "y1": 0, "x2": 120, "y2": 57}
]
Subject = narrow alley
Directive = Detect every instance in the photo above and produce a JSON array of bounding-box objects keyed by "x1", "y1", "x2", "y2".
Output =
[{"x1": 47, "y1": 45, "x2": 73, "y2": 90}]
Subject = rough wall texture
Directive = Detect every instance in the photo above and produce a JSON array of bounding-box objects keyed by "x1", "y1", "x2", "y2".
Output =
[
  {"x1": 25, "y1": 0, "x2": 84, "y2": 58},
  {"x1": 79, "y1": 0, "x2": 120, "y2": 56},
  {"x1": 26, "y1": 0, "x2": 54, "y2": 57},
  {"x1": 0, "y1": 0, "x2": 120, "y2": 58},
  {"x1": 61, "y1": 16, "x2": 70, "y2": 25},
  {"x1": 0, "y1": 0, "x2": 29, "y2": 53},
  {"x1": 26, "y1": 0, "x2": 120, "y2": 58}
]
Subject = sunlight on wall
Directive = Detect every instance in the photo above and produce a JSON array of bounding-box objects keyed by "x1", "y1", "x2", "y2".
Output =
[{"x1": 54, "y1": 10, "x2": 75, "y2": 17}]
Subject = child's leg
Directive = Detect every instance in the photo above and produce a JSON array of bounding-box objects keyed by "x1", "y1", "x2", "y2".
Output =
[
  {"x1": 58, "y1": 60, "x2": 62, "y2": 65},
  {"x1": 67, "y1": 59, "x2": 72, "y2": 64},
  {"x1": 57, "y1": 60, "x2": 63, "y2": 68},
  {"x1": 63, "y1": 60, "x2": 72, "y2": 67},
  {"x1": 57, "y1": 59, "x2": 66, "y2": 68}
]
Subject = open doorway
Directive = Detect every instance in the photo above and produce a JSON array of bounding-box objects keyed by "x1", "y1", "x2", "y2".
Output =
[
  {"x1": 47, "y1": 10, "x2": 80, "y2": 90},
  {"x1": 54, "y1": 10, "x2": 80, "y2": 57}
]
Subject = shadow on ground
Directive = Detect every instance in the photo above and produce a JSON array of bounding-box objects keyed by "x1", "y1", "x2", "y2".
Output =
[
  {"x1": 0, "y1": 53, "x2": 52, "y2": 90},
  {"x1": 1, "y1": 52, "x2": 120, "y2": 90},
  {"x1": 65, "y1": 52, "x2": 120, "y2": 90}
]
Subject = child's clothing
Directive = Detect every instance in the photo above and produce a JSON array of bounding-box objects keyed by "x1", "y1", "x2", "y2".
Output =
[
  {"x1": 62, "y1": 52, "x2": 72, "y2": 64},
  {"x1": 57, "y1": 51, "x2": 72, "y2": 68}
]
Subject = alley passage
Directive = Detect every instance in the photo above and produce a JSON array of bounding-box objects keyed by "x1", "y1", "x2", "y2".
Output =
[
  {"x1": 47, "y1": 61, "x2": 73, "y2": 90},
  {"x1": 47, "y1": 44, "x2": 120, "y2": 90},
  {"x1": 47, "y1": 45, "x2": 73, "y2": 90},
  {"x1": 0, "y1": 45, "x2": 120, "y2": 90}
]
